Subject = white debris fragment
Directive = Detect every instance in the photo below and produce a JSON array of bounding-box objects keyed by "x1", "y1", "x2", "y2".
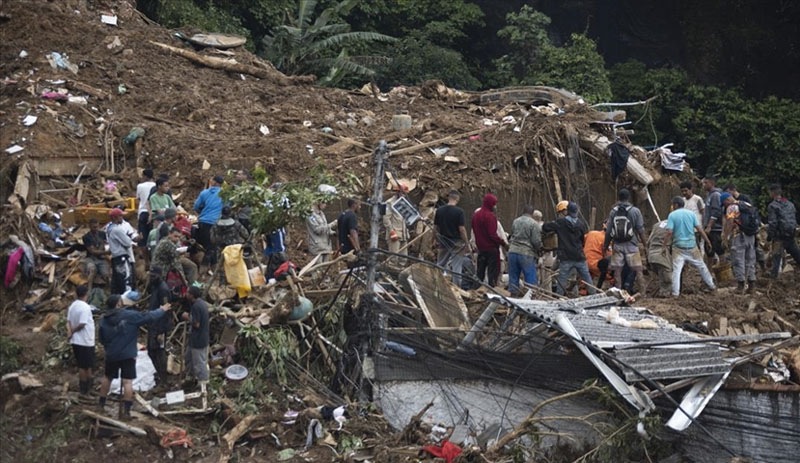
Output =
[
  {"x1": 19, "y1": 50, "x2": 28, "y2": 59},
  {"x1": 101, "y1": 14, "x2": 118, "y2": 26},
  {"x1": 259, "y1": 124, "x2": 270, "y2": 136},
  {"x1": 22, "y1": 115, "x2": 38, "y2": 126},
  {"x1": 5, "y1": 145, "x2": 25, "y2": 154},
  {"x1": 302, "y1": 120, "x2": 313, "y2": 128}
]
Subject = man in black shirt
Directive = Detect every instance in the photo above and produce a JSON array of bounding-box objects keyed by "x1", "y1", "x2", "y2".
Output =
[
  {"x1": 182, "y1": 286, "x2": 209, "y2": 384},
  {"x1": 146, "y1": 267, "x2": 173, "y2": 385},
  {"x1": 338, "y1": 198, "x2": 361, "y2": 255},
  {"x1": 434, "y1": 190, "x2": 474, "y2": 288},
  {"x1": 82, "y1": 218, "x2": 110, "y2": 291}
]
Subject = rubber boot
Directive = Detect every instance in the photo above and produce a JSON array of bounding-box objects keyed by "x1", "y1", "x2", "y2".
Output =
[
  {"x1": 736, "y1": 281, "x2": 746, "y2": 294},
  {"x1": 746, "y1": 280, "x2": 756, "y2": 294}
]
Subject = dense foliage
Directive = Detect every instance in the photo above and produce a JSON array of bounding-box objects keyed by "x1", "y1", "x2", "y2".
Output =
[{"x1": 139, "y1": 0, "x2": 800, "y2": 200}]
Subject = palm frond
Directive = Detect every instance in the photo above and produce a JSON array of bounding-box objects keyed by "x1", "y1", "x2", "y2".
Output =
[{"x1": 309, "y1": 31, "x2": 396, "y2": 54}]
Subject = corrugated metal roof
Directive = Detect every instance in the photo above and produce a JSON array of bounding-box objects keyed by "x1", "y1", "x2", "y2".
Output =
[{"x1": 489, "y1": 294, "x2": 730, "y2": 382}]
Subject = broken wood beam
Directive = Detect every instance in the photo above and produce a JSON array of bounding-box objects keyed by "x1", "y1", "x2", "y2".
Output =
[
  {"x1": 66, "y1": 80, "x2": 110, "y2": 100},
  {"x1": 81, "y1": 409, "x2": 147, "y2": 436},
  {"x1": 149, "y1": 41, "x2": 314, "y2": 86},
  {"x1": 390, "y1": 127, "x2": 493, "y2": 156}
]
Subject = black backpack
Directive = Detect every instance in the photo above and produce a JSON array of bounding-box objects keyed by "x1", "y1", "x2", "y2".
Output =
[
  {"x1": 775, "y1": 200, "x2": 798, "y2": 238},
  {"x1": 609, "y1": 205, "x2": 634, "y2": 242},
  {"x1": 736, "y1": 201, "x2": 760, "y2": 236}
]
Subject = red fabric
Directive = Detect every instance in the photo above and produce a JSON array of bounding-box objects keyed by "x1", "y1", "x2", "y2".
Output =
[
  {"x1": 273, "y1": 260, "x2": 297, "y2": 278},
  {"x1": 173, "y1": 216, "x2": 193, "y2": 238},
  {"x1": 422, "y1": 440, "x2": 462, "y2": 463},
  {"x1": 4, "y1": 247, "x2": 24, "y2": 288},
  {"x1": 166, "y1": 270, "x2": 187, "y2": 297},
  {"x1": 472, "y1": 194, "x2": 503, "y2": 251}
]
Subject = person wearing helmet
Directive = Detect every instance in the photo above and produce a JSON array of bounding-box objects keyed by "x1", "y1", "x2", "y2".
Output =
[{"x1": 542, "y1": 201, "x2": 595, "y2": 296}]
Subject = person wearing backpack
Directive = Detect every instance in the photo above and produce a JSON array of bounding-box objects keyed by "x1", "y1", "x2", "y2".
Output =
[
  {"x1": 767, "y1": 184, "x2": 800, "y2": 278},
  {"x1": 603, "y1": 189, "x2": 647, "y2": 292},
  {"x1": 722, "y1": 193, "x2": 758, "y2": 293}
]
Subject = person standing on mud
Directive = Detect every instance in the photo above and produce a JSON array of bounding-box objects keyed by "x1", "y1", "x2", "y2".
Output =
[
  {"x1": 603, "y1": 189, "x2": 647, "y2": 293},
  {"x1": 507, "y1": 205, "x2": 542, "y2": 296},
  {"x1": 146, "y1": 267, "x2": 173, "y2": 387},
  {"x1": 434, "y1": 190, "x2": 473, "y2": 288},
  {"x1": 306, "y1": 193, "x2": 337, "y2": 263},
  {"x1": 194, "y1": 175, "x2": 225, "y2": 268},
  {"x1": 338, "y1": 198, "x2": 362, "y2": 257},
  {"x1": 702, "y1": 176, "x2": 725, "y2": 262},
  {"x1": 665, "y1": 196, "x2": 716, "y2": 296},
  {"x1": 767, "y1": 184, "x2": 800, "y2": 278},
  {"x1": 98, "y1": 294, "x2": 171, "y2": 418},
  {"x1": 543, "y1": 201, "x2": 595, "y2": 296},
  {"x1": 107, "y1": 208, "x2": 135, "y2": 294},
  {"x1": 67, "y1": 284, "x2": 95, "y2": 400},
  {"x1": 647, "y1": 220, "x2": 673, "y2": 297},
  {"x1": 182, "y1": 286, "x2": 209, "y2": 387},
  {"x1": 722, "y1": 193, "x2": 757, "y2": 293},
  {"x1": 136, "y1": 169, "x2": 155, "y2": 248},
  {"x1": 471, "y1": 193, "x2": 508, "y2": 288}
]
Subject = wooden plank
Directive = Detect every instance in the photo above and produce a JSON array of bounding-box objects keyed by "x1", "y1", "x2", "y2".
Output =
[
  {"x1": 81, "y1": 409, "x2": 147, "y2": 436},
  {"x1": 406, "y1": 263, "x2": 470, "y2": 330}
]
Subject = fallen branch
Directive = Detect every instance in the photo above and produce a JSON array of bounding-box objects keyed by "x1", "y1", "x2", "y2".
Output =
[
  {"x1": 66, "y1": 80, "x2": 110, "y2": 100},
  {"x1": 219, "y1": 414, "x2": 258, "y2": 463},
  {"x1": 149, "y1": 42, "x2": 314, "y2": 86},
  {"x1": 487, "y1": 381, "x2": 601, "y2": 455},
  {"x1": 391, "y1": 127, "x2": 494, "y2": 156},
  {"x1": 395, "y1": 401, "x2": 434, "y2": 445},
  {"x1": 298, "y1": 250, "x2": 356, "y2": 277}
]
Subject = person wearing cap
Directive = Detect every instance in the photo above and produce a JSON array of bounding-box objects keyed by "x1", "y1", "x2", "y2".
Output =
[
  {"x1": 722, "y1": 192, "x2": 757, "y2": 293},
  {"x1": 434, "y1": 190, "x2": 473, "y2": 288},
  {"x1": 158, "y1": 207, "x2": 178, "y2": 241},
  {"x1": 136, "y1": 169, "x2": 156, "y2": 248},
  {"x1": 146, "y1": 267, "x2": 173, "y2": 386},
  {"x1": 306, "y1": 189, "x2": 337, "y2": 263},
  {"x1": 471, "y1": 193, "x2": 508, "y2": 288},
  {"x1": 542, "y1": 201, "x2": 596, "y2": 296},
  {"x1": 194, "y1": 175, "x2": 225, "y2": 267},
  {"x1": 82, "y1": 218, "x2": 110, "y2": 291},
  {"x1": 107, "y1": 208, "x2": 135, "y2": 294},
  {"x1": 98, "y1": 294, "x2": 171, "y2": 419},
  {"x1": 603, "y1": 189, "x2": 647, "y2": 292},
  {"x1": 507, "y1": 205, "x2": 542, "y2": 296},
  {"x1": 211, "y1": 206, "x2": 249, "y2": 249},
  {"x1": 383, "y1": 182, "x2": 410, "y2": 258}
]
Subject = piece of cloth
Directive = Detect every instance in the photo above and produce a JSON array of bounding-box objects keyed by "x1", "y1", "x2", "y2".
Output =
[
  {"x1": 730, "y1": 233, "x2": 756, "y2": 282},
  {"x1": 508, "y1": 252, "x2": 538, "y2": 295},
  {"x1": 555, "y1": 259, "x2": 596, "y2": 296},
  {"x1": 67, "y1": 299, "x2": 95, "y2": 347},
  {"x1": 508, "y1": 214, "x2": 542, "y2": 256},
  {"x1": 338, "y1": 210, "x2": 359, "y2": 253},
  {"x1": 671, "y1": 247, "x2": 715, "y2": 296},
  {"x1": 4, "y1": 247, "x2": 24, "y2": 288},
  {"x1": 189, "y1": 298, "x2": 210, "y2": 349},
  {"x1": 194, "y1": 186, "x2": 224, "y2": 225},
  {"x1": 471, "y1": 194, "x2": 504, "y2": 251},
  {"x1": 476, "y1": 248, "x2": 501, "y2": 287},
  {"x1": 99, "y1": 308, "x2": 167, "y2": 362},
  {"x1": 667, "y1": 208, "x2": 699, "y2": 249},
  {"x1": 608, "y1": 141, "x2": 630, "y2": 180},
  {"x1": 542, "y1": 217, "x2": 588, "y2": 262},
  {"x1": 306, "y1": 206, "x2": 334, "y2": 256},
  {"x1": 422, "y1": 440, "x2": 463, "y2": 463}
]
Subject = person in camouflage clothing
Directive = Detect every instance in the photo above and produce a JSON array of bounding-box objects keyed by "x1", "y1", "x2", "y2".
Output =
[
  {"x1": 211, "y1": 206, "x2": 250, "y2": 250},
  {"x1": 151, "y1": 227, "x2": 196, "y2": 285}
]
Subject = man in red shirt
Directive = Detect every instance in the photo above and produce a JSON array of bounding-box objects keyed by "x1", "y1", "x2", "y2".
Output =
[{"x1": 471, "y1": 193, "x2": 508, "y2": 287}]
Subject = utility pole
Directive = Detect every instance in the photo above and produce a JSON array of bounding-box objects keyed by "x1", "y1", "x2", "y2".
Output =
[{"x1": 366, "y1": 141, "x2": 388, "y2": 293}]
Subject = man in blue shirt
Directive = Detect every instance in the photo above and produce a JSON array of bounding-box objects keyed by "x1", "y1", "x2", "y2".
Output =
[
  {"x1": 665, "y1": 196, "x2": 716, "y2": 296},
  {"x1": 194, "y1": 175, "x2": 224, "y2": 266}
]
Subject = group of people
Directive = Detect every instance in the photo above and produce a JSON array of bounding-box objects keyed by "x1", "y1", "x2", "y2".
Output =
[
  {"x1": 428, "y1": 179, "x2": 799, "y2": 298},
  {"x1": 66, "y1": 283, "x2": 209, "y2": 418}
]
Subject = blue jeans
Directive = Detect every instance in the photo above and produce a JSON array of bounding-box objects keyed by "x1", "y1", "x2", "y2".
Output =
[
  {"x1": 508, "y1": 252, "x2": 538, "y2": 295},
  {"x1": 556, "y1": 260, "x2": 595, "y2": 296}
]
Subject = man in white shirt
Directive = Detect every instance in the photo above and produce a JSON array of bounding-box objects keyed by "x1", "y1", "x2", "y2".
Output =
[
  {"x1": 67, "y1": 285, "x2": 95, "y2": 398},
  {"x1": 136, "y1": 169, "x2": 156, "y2": 248},
  {"x1": 680, "y1": 181, "x2": 706, "y2": 253}
]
